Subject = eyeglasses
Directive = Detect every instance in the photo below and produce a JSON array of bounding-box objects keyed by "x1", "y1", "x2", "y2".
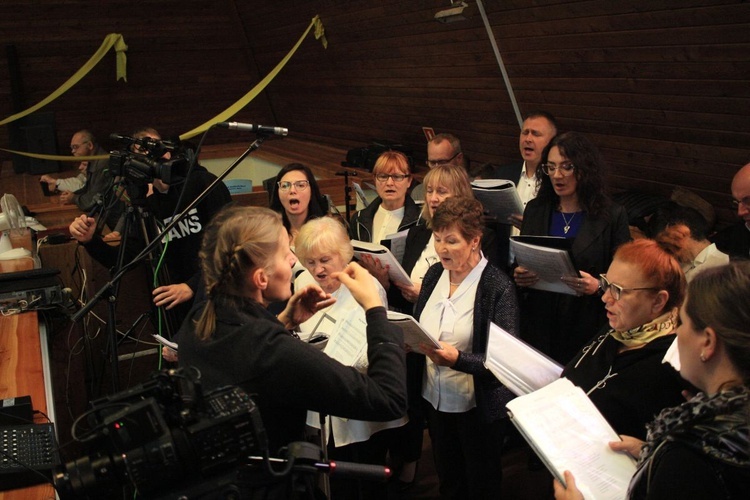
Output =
[
  {"x1": 541, "y1": 162, "x2": 575, "y2": 176},
  {"x1": 70, "y1": 141, "x2": 90, "y2": 152},
  {"x1": 278, "y1": 180, "x2": 310, "y2": 192},
  {"x1": 599, "y1": 274, "x2": 659, "y2": 301},
  {"x1": 731, "y1": 196, "x2": 750, "y2": 210},
  {"x1": 375, "y1": 173, "x2": 410, "y2": 183},
  {"x1": 426, "y1": 151, "x2": 460, "y2": 168}
]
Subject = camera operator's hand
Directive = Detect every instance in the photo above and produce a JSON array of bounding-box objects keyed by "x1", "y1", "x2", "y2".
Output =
[
  {"x1": 161, "y1": 346, "x2": 178, "y2": 362},
  {"x1": 59, "y1": 190, "x2": 75, "y2": 205},
  {"x1": 40, "y1": 175, "x2": 57, "y2": 191},
  {"x1": 153, "y1": 283, "x2": 194, "y2": 310},
  {"x1": 277, "y1": 284, "x2": 335, "y2": 331},
  {"x1": 69, "y1": 215, "x2": 97, "y2": 243},
  {"x1": 333, "y1": 262, "x2": 383, "y2": 311}
]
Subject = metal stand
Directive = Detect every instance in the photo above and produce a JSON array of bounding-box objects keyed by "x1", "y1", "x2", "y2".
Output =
[{"x1": 336, "y1": 169, "x2": 358, "y2": 222}]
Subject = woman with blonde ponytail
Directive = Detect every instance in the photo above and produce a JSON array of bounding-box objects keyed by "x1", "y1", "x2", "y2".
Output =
[{"x1": 178, "y1": 206, "x2": 407, "y2": 461}]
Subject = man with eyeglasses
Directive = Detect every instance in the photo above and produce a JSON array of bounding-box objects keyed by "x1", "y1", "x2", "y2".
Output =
[
  {"x1": 40, "y1": 130, "x2": 113, "y2": 213},
  {"x1": 713, "y1": 162, "x2": 750, "y2": 260},
  {"x1": 410, "y1": 133, "x2": 465, "y2": 202}
]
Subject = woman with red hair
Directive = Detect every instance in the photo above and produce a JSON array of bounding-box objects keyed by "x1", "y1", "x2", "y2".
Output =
[{"x1": 562, "y1": 239, "x2": 692, "y2": 440}]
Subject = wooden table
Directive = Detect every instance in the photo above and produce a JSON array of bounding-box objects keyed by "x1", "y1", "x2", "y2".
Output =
[{"x1": 0, "y1": 258, "x2": 57, "y2": 499}]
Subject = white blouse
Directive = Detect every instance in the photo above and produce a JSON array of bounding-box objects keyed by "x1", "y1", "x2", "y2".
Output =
[
  {"x1": 421, "y1": 257, "x2": 488, "y2": 413},
  {"x1": 295, "y1": 270, "x2": 406, "y2": 446},
  {"x1": 372, "y1": 204, "x2": 405, "y2": 244}
]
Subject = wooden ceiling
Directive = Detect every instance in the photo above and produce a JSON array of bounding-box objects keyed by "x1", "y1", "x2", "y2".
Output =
[{"x1": 1, "y1": 0, "x2": 748, "y2": 226}]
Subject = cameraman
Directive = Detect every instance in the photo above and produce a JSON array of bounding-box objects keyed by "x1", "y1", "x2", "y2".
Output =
[{"x1": 69, "y1": 127, "x2": 232, "y2": 322}]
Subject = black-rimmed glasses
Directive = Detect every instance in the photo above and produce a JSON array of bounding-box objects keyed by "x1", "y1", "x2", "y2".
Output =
[
  {"x1": 426, "y1": 151, "x2": 460, "y2": 168},
  {"x1": 541, "y1": 162, "x2": 575, "y2": 176},
  {"x1": 278, "y1": 180, "x2": 310, "y2": 192},
  {"x1": 731, "y1": 197, "x2": 750, "y2": 211},
  {"x1": 599, "y1": 274, "x2": 659, "y2": 301},
  {"x1": 375, "y1": 173, "x2": 410, "y2": 183}
]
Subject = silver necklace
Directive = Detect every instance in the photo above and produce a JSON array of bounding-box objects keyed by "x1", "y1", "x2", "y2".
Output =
[{"x1": 561, "y1": 211, "x2": 577, "y2": 234}]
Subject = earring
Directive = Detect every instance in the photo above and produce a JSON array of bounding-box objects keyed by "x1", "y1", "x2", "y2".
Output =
[{"x1": 700, "y1": 351, "x2": 707, "y2": 362}]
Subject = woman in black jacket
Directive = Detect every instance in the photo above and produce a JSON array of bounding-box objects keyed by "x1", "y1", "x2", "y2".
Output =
[
  {"x1": 514, "y1": 131, "x2": 631, "y2": 364},
  {"x1": 555, "y1": 261, "x2": 750, "y2": 500}
]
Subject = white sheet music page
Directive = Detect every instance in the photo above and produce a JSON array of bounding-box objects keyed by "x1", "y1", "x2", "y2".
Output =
[
  {"x1": 484, "y1": 322, "x2": 563, "y2": 395},
  {"x1": 506, "y1": 378, "x2": 636, "y2": 500}
]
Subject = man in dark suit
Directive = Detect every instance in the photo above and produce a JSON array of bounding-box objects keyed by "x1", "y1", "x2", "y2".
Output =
[
  {"x1": 490, "y1": 110, "x2": 558, "y2": 229},
  {"x1": 488, "y1": 111, "x2": 558, "y2": 267},
  {"x1": 713, "y1": 162, "x2": 750, "y2": 260}
]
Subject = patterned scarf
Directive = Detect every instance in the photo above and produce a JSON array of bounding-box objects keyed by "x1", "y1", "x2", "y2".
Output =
[
  {"x1": 609, "y1": 309, "x2": 676, "y2": 347},
  {"x1": 632, "y1": 386, "x2": 750, "y2": 495}
]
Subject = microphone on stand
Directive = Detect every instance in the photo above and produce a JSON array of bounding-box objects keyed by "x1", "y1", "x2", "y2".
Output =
[{"x1": 215, "y1": 122, "x2": 289, "y2": 136}]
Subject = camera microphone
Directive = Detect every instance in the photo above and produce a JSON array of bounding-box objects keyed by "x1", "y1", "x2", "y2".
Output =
[
  {"x1": 109, "y1": 133, "x2": 136, "y2": 143},
  {"x1": 216, "y1": 121, "x2": 289, "y2": 136}
]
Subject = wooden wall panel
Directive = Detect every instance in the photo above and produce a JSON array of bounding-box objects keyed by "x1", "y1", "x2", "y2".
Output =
[{"x1": 0, "y1": 0, "x2": 748, "y2": 229}]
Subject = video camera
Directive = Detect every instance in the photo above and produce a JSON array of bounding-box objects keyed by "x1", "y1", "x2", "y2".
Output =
[
  {"x1": 53, "y1": 368, "x2": 264, "y2": 499},
  {"x1": 108, "y1": 134, "x2": 189, "y2": 186}
]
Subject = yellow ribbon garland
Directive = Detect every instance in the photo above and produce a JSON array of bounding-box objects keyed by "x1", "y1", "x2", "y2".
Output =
[
  {"x1": 179, "y1": 15, "x2": 326, "y2": 140},
  {"x1": 1, "y1": 16, "x2": 327, "y2": 160},
  {"x1": 0, "y1": 34, "x2": 127, "y2": 127},
  {"x1": 0, "y1": 150, "x2": 104, "y2": 162}
]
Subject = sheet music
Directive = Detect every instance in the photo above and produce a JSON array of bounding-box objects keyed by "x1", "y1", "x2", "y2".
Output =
[
  {"x1": 506, "y1": 378, "x2": 636, "y2": 500},
  {"x1": 387, "y1": 311, "x2": 442, "y2": 353},
  {"x1": 510, "y1": 238, "x2": 579, "y2": 295},
  {"x1": 153, "y1": 334, "x2": 178, "y2": 352},
  {"x1": 471, "y1": 179, "x2": 523, "y2": 222},
  {"x1": 351, "y1": 239, "x2": 413, "y2": 287},
  {"x1": 384, "y1": 229, "x2": 409, "y2": 264},
  {"x1": 484, "y1": 322, "x2": 563, "y2": 395},
  {"x1": 324, "y1": 307, "x2": 369, "y2": 371}
]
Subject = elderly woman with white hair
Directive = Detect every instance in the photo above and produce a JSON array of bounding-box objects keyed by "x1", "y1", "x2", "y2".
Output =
[{"x1": 294, "y1": 216, "x2": 406, "y2": 500}]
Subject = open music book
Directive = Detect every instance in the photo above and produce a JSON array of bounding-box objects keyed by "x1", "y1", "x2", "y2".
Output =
[
  {"x1": 506, "y1": 378, "x2": 637, "y2": 500},
  {"x1": 510, "y1": 236, "x2": 580, "y2": 295},
  {"x1": 471, "y1": 179, "x2": 523, "y2": 222},
  {"x1": 484, "y1": 322, "x2": 563, "y2": 396},
  {"x1": 351, "y1": 239, "x2": 412, "y2": 287},
  {"x1": 387, "y1": 311, "x2": 442, "y2": 353}
]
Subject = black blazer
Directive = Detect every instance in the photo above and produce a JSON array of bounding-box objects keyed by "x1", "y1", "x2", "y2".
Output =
[{"x1": 518, "y1": 197, "x2": 631, "y2": 363}]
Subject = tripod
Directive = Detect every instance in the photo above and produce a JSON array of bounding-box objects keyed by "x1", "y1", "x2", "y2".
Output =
[{"x1": 80, "y1": 179, "x2": 180, "y2": 396}]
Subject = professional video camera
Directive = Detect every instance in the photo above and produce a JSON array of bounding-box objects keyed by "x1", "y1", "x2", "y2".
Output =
[
  {"x1": 53, "y1": 368, "x2": 264, "y2": 499},
  {"x1": 108, "y1": 134, "x2": 189, "y2": 186}
]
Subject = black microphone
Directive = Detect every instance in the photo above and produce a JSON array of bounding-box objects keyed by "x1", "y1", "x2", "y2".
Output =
[
  {"x1": 216, "y1": 121, "x2": 289, "y2": 136},
  {"x1": 336, "y1": 170, "x2": 358, "y2": 177},
  {"x1": 109, "y1": 133, "x2": 136, "y2": 143}
]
